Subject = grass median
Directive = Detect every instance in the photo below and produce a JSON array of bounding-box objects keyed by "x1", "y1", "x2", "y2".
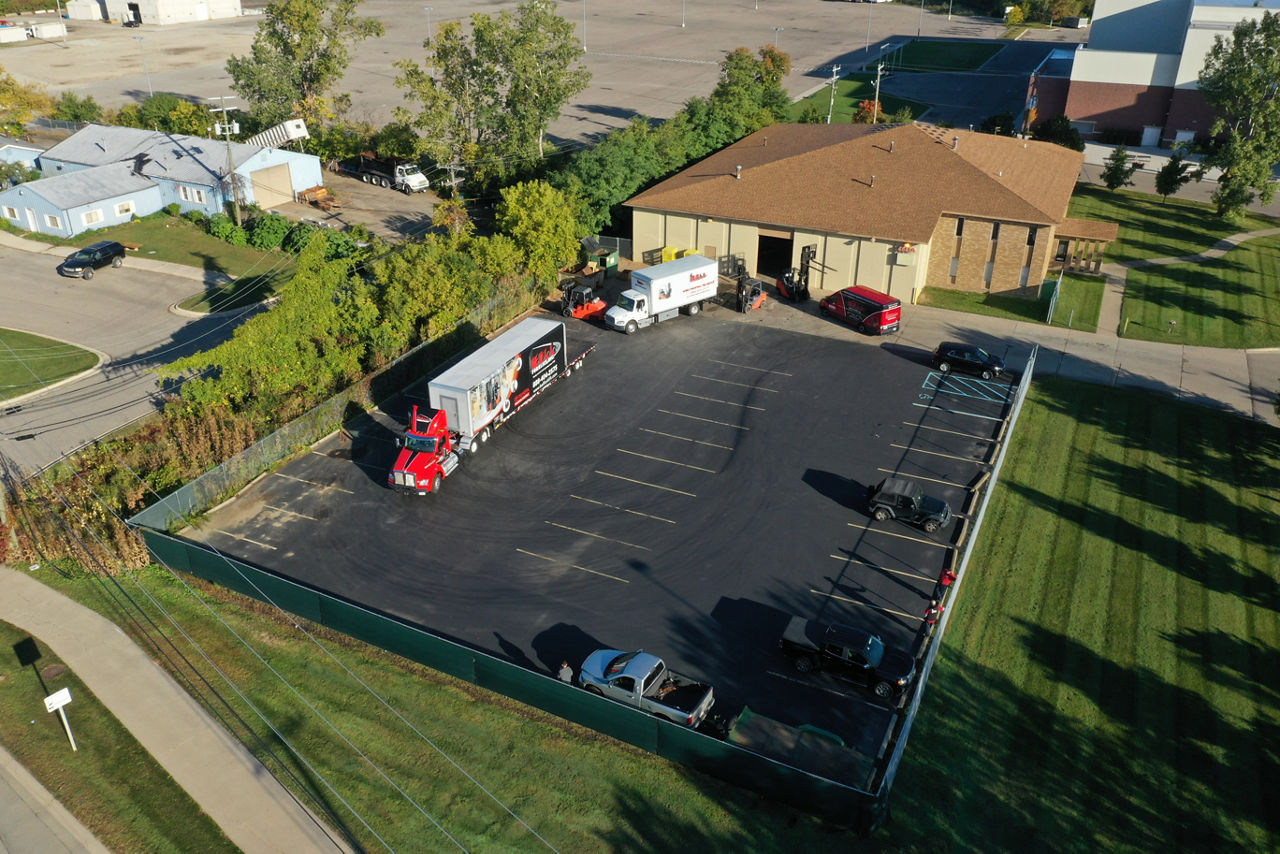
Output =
[
  {"x1": 0, "y1": 329, "x2": 99, "y2": 402},
  {"x1": 915, "y1": 274, "x2": 1102, "y2": 332},
  {"x1": 0, "y1": 619, "x2": 234, "y2": 852}
]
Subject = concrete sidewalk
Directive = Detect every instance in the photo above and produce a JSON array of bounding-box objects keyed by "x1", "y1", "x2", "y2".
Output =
[
  {"x1": 0, "y1": 230, "x2": 233, "y2": 286},
  {"x1": 0, "y1": 567, "x2": 349, "y2": 854},
  {"x1": 0, "y1": 743, "x2": 109, "y2": 854}
]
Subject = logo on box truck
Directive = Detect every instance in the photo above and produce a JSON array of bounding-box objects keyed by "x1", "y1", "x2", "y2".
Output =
[{"x1": 530, "y1": 342, "x2": 562, "y2": 375}]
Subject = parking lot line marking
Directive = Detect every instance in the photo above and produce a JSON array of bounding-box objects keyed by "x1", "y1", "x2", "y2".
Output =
[
  {"x1": 875, "y1": 468, "x2": 967, "y2": 488},
  {"x1": 616, "y1": 448, "x2": 716, "y2": 473},
  {"x1": 889, "y1": 443, "x2": 984, "y2": 463},
  {"x1": 570, "y1": 494, "x2": 676, "y2": 524},
  {"x1": 546, "y1": 520, "x2": 651, "y2": 550},
  {"x1": 515, "y1": 548, "x2": 630, "y2": 583},
  {"x1": 907, "y1": 422, "x2": 994, "y2": 441},
  {"x1": 639, "y1": 428, "x2": 733, "y2": 450},
  {"x1": 264, "y1": 504, "x2": 319, "y2": 522},
  {"x1": 271, "y1": 472, "x2": 355, "y2": 494},
  {"x1": 690, "y1": 374, "x2": 779, "y2": 392},
  {"x1": 657, "y1": 409, "x2": 750, "y2": 431},
  {"x1": 212, "y1": 529, "x2": 277, "y2": 551},
  {"x1": 352, "y1": 460, "x2": 386, "y2": 473},
  {"x1": 827, "y1": 554, "x2": 934, "y2": 582},
  {"x1": 912, "y1": 402, "x2": 1003, "y2": 422},
  {"x1": 764, "y1": 670, "x2": 887, "y2": 707},
  {"x1": 673, "y1": 390, "x2": 766, "y2": 411},
  {"x1": 709, "y1": 358, "x2": 792, "y2": 376},
  {"x1": 847, "y1": 523, "x2": 952, "y2": 548},
  {"x1": 594, "y1": 470, "x2": 697, "y2": 497},
  {"x1": 810, "y1": 589, "x2": 921, "y2": 622}
]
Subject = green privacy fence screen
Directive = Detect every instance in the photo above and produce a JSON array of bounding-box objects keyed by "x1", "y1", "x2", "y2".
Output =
[{"x1": 136, "y1": 527, "x2": 887, "y2": 832}]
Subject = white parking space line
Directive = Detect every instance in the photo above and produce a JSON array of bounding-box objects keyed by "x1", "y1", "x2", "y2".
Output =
[
  {"x1": 810, "y1": 588, "x2": 923, "y2": 622},
  {"x1": 211, "y1": 529, "x2": 277, "y2": 551},
  {"x1": 515, "y1": 548, "x2": 630, "y2": 583},
  {"x1": 690, "y1": 374, "x2": 779, "y2": 392},
  {"x1": 875, "y1": 468, "x2": 969, "y2": 488},
  {"x1": 639, "y1": 428, "x2": 733, "y2": 450},
  {"x1": 847, "y1": 523, "x2": 953, "y2": 549},
  {"x1": 594, "y1": 470, "x2": 697, "y2": 497},
  {"x1": 911, "y1": 402, "x2": 1003, "y2": 422},
  {"x1": 889, "y1": 443, "x2": 985, "y2": 463},
  {"x1": 709, "y1": 358, "x2": 792, "y2": 376},
  {"x1": 264, "y1": 504, "x2": 319, "y2": 522},
  {"x1": 546, "y1": 521, "x2": 651, "y2": 550},
  {"x1": 827, "y1": 554, "x2": 934, "y2": 583},
  {"x1": 673, "y1": 390, "x2": 766, "y2": 411},
  {"x1": 570, "y1": 494, "x2": 676, "y2": 524},
  {"x1": 616, "y1": 448, "x2": 716, "y2": 473},
  {"x1": 764, "y1": 670, "x2": 887, "y2": 708},
  {"x1": 271, "y1": 472, "x2": 355, "y2": 494},
  {"x1": 657, "y1": 409, "x2": 750, "y2": 431},
  {"x1": 906, "y1": 422, "x2": 995, "y2": 441}
]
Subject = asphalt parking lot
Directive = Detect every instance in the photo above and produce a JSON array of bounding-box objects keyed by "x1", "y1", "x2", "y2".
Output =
[{"x1": 192, "y1": 299, "x2": 1016, "y2": 763}]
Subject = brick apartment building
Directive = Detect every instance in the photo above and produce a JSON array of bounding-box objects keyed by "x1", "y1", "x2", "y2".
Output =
[{"x1": 625, "y1": 123, "x2": 1116, "y2": 302}]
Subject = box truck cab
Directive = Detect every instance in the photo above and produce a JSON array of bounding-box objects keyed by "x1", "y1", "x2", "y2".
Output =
[
  {"x1": 818, "y1": 286, "x2": 901, "y2": 335},
  {"x1": 606, "y1": 255, "x2": 720, "y2": 334}
]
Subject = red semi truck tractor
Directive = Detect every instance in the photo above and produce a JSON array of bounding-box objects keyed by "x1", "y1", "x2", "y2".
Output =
[{"x1": 387, "y1": 317, "x2": 592, "y2": 495}]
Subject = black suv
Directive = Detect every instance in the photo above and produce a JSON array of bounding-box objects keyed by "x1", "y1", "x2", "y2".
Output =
[
  {"x1": 932, "y1": 341, "x2": 1005, "y2": 380},
  {"x1": 778, "y1": 616, "x2": 916, "y2": 699},
  {"x1": 866, "y1": 477, "x2": 952, "y2": 533},
  {"x1": 58, "y1": 241, "x2": 126, "y2": 280}
]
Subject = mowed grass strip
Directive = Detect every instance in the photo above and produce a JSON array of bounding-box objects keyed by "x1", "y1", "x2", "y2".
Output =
[
  {"x1": 0, "y1": 620, "x2": 234, "y2": 852},
  {"x1": 44, "y1": 568, "x2": 834, "y2": 852},
  {"x1": 0, "y1": 328, "x2": 99, "y2": 401},
  {"x1": 1120, "y1": 233, "x2": 1280, "y2": 347},
  {"x1": 789, "y1": 73, "x2": 929, "y2": 123},
  {"x1": 888, "y1": 39, "x2": 1003, "y2": 72},
  {"x1": 1067, "y1": 184, "x2": 1276, "y2": 264},
  {"x1": 877, "y1": 378, "x2": 1279, "y2": 852}
]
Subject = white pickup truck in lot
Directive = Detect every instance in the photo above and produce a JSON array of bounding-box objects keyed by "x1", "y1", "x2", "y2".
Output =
[{"x1": 578, "y1": 649, "x2": 715, "y2": 728}]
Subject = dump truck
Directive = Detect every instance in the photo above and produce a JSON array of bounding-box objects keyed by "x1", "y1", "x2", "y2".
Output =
[
  {"x1": 336, "y1": 152, "x2": 430, "y2": 194},
  {"x1": 387, "y1": 318, "x2": 592, "y2": 495},
  {"x1": 578, "y1": 649, "x2": 715, "y2": 728},
  {"x1": 604, "y1": 255, "x2": 719, "y2": 334}
]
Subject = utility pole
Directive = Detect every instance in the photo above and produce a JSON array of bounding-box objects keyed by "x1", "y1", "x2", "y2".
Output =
[
  {"x1": 873, "y1": 62, "x2": 884, "y2": 125},
  {"x1": 771, "y1": 26, "x2": 784, "y2": 47},
  {"x1": 133, "y1": 36, "x2": 152, "y2": 98},
  {"x1": 209, "y1": 96, "x2": 242, "y2": 227},
  {"x1": 826, "y1": 65, "x2": 841, "y2": 124}
]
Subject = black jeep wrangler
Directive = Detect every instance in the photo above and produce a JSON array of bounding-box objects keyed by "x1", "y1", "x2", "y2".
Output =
[{"x1": 866, "y1": 477, "x2": 952, "y2": 533}]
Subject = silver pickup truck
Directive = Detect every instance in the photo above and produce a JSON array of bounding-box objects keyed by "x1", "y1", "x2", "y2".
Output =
[{"x1": 578, "y1": 649, "x2": 715, "y2": 728}]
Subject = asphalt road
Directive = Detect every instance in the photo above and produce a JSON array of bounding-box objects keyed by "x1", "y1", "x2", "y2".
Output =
[
  {"x1": 192, "y1": 301, "x2": 1016, "y2": 754},
  {"x1": 8, "y1": 1, "x2": 1082, "y2": 144},
  {"x1": 0, "y1": 246, "x2": 252, "y2": 475}
]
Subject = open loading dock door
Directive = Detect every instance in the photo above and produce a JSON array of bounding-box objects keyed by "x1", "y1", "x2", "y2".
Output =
[{"x1": 249, "y1": 163, "x2": 293, "y2": 210}]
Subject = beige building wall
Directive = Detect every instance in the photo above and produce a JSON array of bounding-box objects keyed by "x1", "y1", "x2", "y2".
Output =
[
  {"x1": 632, "y1": 210, "x2": 666, "y2": 258},
  {"x1": 728, "y1": 222, "x2": 759, "y2": 274}
]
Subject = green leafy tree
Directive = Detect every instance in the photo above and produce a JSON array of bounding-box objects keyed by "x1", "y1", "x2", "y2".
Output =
[
  {"x1": 797, "y1": 102, "x2": 824, "y2": 124},
  {"x1": 0, "y1": 161, "x2": 39, "y2": 185},
  {"x1": 980, "y1": 111, "x2": 1016, "y2": 136},
  {"x1": 307, "y1": 120, "x2": 374, "y2": 164},
  {"x1": 1031, "y1": 114, "x2": 1085, "y2": 151},
  {"x1": 431, "y1": 197, "x2": 474, "y2": 239},
  {"x1": 684, "y1": 46, "x2": 791, "y2": 149},
  {"x1": 496, "y1": 180, "x2": 580, "y2": 290},
  {"x1": 0, "y1": 64, "x2": 53, "y2": 136},
  {"x1": 52, "y1": 92, "x2": 102, "y2": 123},
  {"x1": 226, "y1": 0, "x2": 384, "y2": 130},
  {"x1": 1154, "y1": 150, "x2": 1195, "y2": 202},
  {"x1": 395, "y1": 0, "x2": 590, "y2": 185},
  {"x1": 1197, "y1": 11, "x2": 1280, "y2": 219},
  {"x1": 370, "y1": 121, "x2": 421, "y2": 160},
  {"x1": 369, "y1": 236, "x2": 487, "y2": 348},
  {"x1": 1101, "y1": 145, "x2": 1141, "y2": 190},
  {"x1": 283, "y1": 222, "x2": 318, "y2": 254},
  {"x1": 248, "y1": 213, "x2": 290, "y2": 249}
]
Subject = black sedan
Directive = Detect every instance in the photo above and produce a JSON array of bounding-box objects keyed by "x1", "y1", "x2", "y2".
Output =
[{"x1": 932, "y1": 341, "x2": 1005, "y2": 380}]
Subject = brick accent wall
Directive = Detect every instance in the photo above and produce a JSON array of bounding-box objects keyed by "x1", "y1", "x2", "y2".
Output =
[
  {"x1": 1065, "y1": 81, "x2": 1174, "y2": 134},
  {"x1": 1164, "y1": 89, "x2": 1216, "y2": 143},
  {"x1": 924, "y1": 215, "x2": 1055, "y2": 296}
]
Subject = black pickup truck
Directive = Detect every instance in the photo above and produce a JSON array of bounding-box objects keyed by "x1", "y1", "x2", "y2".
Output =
[{"x1": 778, "y1": 616, "x2": 917, "y2": 699}]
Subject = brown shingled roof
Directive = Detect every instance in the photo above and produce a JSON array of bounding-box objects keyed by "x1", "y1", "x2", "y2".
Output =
[
  {"x1": 625, "y1": 123, "x2": 1086, "y2": 245},
  {"x1": 1056, "y1": 217, "x2": 1120, "y2": 241}
]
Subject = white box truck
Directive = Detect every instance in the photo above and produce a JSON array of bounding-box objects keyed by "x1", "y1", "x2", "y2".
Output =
[{"x1": 605, "y1": 255, "x2": 720, "y2": 334}]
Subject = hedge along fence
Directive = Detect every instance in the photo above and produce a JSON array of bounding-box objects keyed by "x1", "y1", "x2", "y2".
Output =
[
  {"x1": 136, "y1": 526, "x2": 888, "y2": 832},
  {"x1": 130, "y1": 283, "x2": 540, "y2": 533}
]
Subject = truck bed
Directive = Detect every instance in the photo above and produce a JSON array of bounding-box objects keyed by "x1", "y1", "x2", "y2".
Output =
[{"x1": 644, "y1": 672, "x2": 711, "y2": 714}]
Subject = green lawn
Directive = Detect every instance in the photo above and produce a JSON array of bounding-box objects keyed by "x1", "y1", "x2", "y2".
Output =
[
  {"x1": 917, "y1": 286, "x2": 1048, "y2": 324},
  {"x1": 0, "y1": 329, "x2": 99, "y2": 402},
  {"x1": 878, "y1": 379, "x2": 1280, "y2": 851},
  {"x1": 885, "y1": 39, "x2": 1003, "y2": 72},
  {"x1": 789, "y1": 73, "x2": 929, "y2": 124},
  {"x1": 0, "y1": 619, "x2": 234, "y2": 852},
  {"x1": 1049, "y1": 273, "x2": 1105, "y2": 332},
  {"x1": 1067, "y1": 184, "x2": 1276, "y2": 264},
  {"x1": 1120, "y1": 233, "x2": 1280, "y2": 347}
]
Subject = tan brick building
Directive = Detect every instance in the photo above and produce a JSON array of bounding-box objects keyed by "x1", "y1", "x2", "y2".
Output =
[{"x1": 625, "y1": 123, "x2": 1116, "y2": 301}]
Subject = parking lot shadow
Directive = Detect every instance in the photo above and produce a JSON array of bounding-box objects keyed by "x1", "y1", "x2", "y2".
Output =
[
  {"x1": 802, "y1": 468, "x2": 862, "y2": 509},
  {"x1": 336, "y1": 406, "x2": 398, "y2": 486},
  {"x1": 531, "y1": 623, "x2": 609, "y2": 676},
  {"x1": 880, "y1": 342, "x2": 936, "y2": 369}
]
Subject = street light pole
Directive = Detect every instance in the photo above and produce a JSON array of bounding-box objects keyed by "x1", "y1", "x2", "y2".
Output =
[
  {"x1": 873, "y1": 62, "x2": 884, "y2": 125},
  {"x1": 682, "y1": 0, "x2": 686, "y2": 28},
  {"x1": 917, "y1": 0, "x2": 925, "y2": 38},
  {"x1": 771, "y1": 26, "x2": 783, "y2": 47},
  {"x1": 133, "y1": 36, "x2": 152, "y2": 98},
  {"x1": 865, "y1": 3, "x2": 873, "y2": 53},
  {"x1": 826, "y1": 65, "x2": 841, "y2": 124},
  {"x1": 582, "y1": 0, "x2": 586, "y2": 49},
  {"x1": 423, "y1": 6, "x2": 432, "y2": 39}
]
